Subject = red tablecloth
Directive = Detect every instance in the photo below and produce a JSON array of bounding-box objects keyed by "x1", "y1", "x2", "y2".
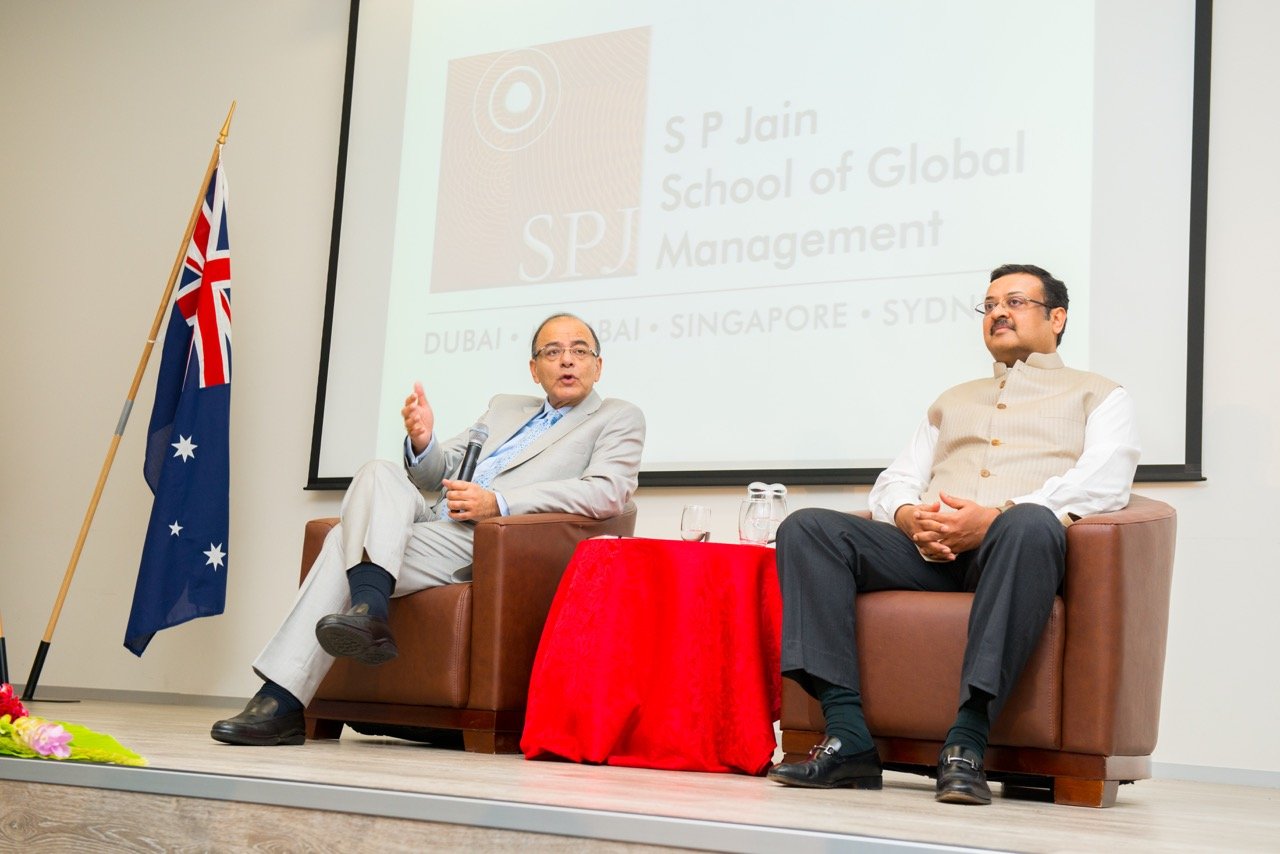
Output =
[{"x1": 520, "y1": 537, "x2": 782, "y2": 775}]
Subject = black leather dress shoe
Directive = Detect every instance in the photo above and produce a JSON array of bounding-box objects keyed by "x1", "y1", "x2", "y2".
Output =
[
  {"x1": 935, "y1": 744, "x2": 992, "y2": 804},
  {"x1": 767, "y1": 737, "x2": 883, "y2": 789},
  {"x1": 211, "y1": 696, "x2": 305, "y2": 746},
  {"x1": 315, "y1": 604, "x2": 398, "y2": 664}
]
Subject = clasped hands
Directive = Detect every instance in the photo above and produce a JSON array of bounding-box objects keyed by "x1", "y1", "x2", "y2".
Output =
[
  {"x1": 402, "y1": 381, "x2": 498, "y2": 522},
  {"x1": 895, "y1": 492, "x2": 1001, "y2": 562}
]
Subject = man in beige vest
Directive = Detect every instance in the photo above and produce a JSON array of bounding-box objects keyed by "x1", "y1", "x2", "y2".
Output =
[{"x1": 767, "y1": 265, "x2": 1140, "y2": 804}]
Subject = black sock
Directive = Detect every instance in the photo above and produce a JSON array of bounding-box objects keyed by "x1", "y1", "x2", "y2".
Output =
[
  {"x1": 346, "y1": 562, "x2": 395, "y2": 621},
  {"x1": 255, "y1": 680, "x2": 303, "y2": 717},
  {"x1": 944, "y1": 689, "x2": 993, "y2": 758},
  {"x1": 812, "y1": 676, "x2": 874, "y2": 756}
]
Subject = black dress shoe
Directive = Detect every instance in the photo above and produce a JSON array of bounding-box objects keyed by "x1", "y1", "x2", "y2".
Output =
[
  {"x1": 211, "y1": 696, "x2": 305, "y2": 746},
  {"x1": 315, "y1": 604, "x2": 398, "y2": 664},
  {"x1": 767, "y1": 737, "x2": 883, "y2": 789},
  {"x1": 935, "y1": 744, "x2": 992, "y2": 804}
]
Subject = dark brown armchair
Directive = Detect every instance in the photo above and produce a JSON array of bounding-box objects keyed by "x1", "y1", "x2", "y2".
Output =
[
  {"x1": 780, "y1": 495, "x2": 1177, "y2": 807},
  {"x1": 301, "y1": 503, "x2": 637, "y2": 752}
]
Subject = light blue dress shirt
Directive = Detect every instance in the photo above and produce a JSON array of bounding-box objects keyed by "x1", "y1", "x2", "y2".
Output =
[{"x1": 404, "y1": 400, "x2": 573, "y2": 518}]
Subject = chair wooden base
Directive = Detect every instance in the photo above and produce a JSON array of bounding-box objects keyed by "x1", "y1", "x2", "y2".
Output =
[
  {"x1": 305, "y1": 699, "x2": 524, "y2": 754},
  {"x1": 782, "y1": 729, "x2": 1148, "y2": 808}
]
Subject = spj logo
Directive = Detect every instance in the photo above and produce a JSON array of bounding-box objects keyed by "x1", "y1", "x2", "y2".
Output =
[
  {"x1": 472, "y1": 48, "x2": 562, "y2": 152},
  {"x1": 431, "y1": 27, "x2": 650, "y2": 292}
]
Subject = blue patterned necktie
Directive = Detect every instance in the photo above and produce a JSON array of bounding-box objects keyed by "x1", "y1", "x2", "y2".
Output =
[{"x1": 473, "y1": 408, "x2": 564, "y2": 489}]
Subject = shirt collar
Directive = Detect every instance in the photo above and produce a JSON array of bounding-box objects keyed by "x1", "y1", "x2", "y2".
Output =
[
  {"x1": 992, "y1": 350, "x2": 1064, "y2": 377},
  {"x1": 538, "y1": 399, "x2": 574, "y2": 418}
]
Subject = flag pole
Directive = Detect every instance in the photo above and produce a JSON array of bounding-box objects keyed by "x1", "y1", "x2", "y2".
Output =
[
  {"x1": 1, "y1": 610, "x2": 9, "y2": 685},
  {"x1": 21, "y1": 103, "x2": 237, "y2": 702}
]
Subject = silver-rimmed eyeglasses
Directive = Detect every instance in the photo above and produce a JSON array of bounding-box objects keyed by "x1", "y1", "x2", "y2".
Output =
[
  {"x1": 974, "y1": 295, "x2": 1050, "y2": 316},
  {"x1": 533, "y1": 344, "x2": 599, "y2": 362}
]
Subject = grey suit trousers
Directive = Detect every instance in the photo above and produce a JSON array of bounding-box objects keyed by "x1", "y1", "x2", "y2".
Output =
[
  {"x1": 776, "y1": 503, "x2": 1065, "y2": 719},
  {"x1": 252, "y1": 460, "x2": 474, "y2": 704}
]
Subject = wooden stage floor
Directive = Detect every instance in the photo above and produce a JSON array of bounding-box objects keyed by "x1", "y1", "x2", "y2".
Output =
[{"x1": 0, "y1": 698, "x2": 1276, "y2": 852}]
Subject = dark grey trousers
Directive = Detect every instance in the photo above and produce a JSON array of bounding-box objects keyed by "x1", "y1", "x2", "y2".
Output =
[{"x1": 776, "y1": 503, "x2": 1066, "y2": 718}]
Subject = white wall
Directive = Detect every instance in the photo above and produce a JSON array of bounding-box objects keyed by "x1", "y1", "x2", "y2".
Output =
[{"x1": 1, "y1": 0, "x2": 1275, "y2": 778}]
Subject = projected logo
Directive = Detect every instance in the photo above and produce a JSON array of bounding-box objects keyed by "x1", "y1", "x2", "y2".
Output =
[
  {"x1": 430, "y1": 27, "x2": 649, "y2": 292},
  {"x1": 471, "y1": 48, "x2": 562, "y2": 153}
]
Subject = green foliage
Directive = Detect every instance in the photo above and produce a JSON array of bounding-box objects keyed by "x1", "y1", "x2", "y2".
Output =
[{"x1": 0, "y1": 714, "x2": 148, "y2": 766}]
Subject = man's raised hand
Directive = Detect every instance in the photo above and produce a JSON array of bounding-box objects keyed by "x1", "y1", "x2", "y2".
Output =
[{"x1": 402, "y1": 381, "x2": 434, "y2": 455}]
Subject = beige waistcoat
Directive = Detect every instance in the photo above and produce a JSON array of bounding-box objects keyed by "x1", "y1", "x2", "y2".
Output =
[{"x1": 923, "y1": 351, "x2": 1118, "y2": 509}]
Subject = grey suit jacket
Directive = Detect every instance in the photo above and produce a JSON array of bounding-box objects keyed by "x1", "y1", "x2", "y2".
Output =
[{"x1": 405, "y1": 390, "x2": 645, "y2": 520}]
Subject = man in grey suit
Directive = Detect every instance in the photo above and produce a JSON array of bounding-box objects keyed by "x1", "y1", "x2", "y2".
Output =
[{"x1": 212, "y1": 313, "x2": 645, "y2": 745}]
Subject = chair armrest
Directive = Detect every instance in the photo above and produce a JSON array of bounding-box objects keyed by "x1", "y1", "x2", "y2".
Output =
[
  {"x1": 1061, "y1": 494, "x2": 1177, "y2": 755},
  {"x1": 300, "y1": 517, "x2": 340, "y2": 583},
  {"x1": 468, "y1": 503, "x2": 638, "y2": 709}
]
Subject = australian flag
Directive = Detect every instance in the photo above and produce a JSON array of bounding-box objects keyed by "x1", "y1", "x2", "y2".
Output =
[{"x1": 124, "y1": 159, "x2": 233, "y2": 655}]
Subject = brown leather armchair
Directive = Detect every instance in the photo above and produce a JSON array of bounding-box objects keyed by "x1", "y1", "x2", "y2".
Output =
[
  {"x1": 780, "y1": 495, "x2": 1176, "y2": 807},
  {"x1": 301, "y1": 503, "x2": 637, "y2": 752}
]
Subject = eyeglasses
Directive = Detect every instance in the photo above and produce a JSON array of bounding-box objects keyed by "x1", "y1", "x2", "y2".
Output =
[
  {"x1": 533, "y1": 344, "x2": 599, "y2": 362},
  {"x1": 974, "y1": 295, "x2": 1050, "y2": 316}
]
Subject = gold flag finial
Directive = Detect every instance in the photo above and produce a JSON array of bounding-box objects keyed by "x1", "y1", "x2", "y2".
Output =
[{"x1": 218, "y1": 101, "x2": 237, "y2": 145}]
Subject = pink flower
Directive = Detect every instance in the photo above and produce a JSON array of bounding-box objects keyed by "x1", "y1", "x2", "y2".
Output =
[
  {"x1": 14, "y1": 717, "x2": 72, "y2": 759},
  {"x1": 0, "y1": 683, "x2": 27, "y2": 721}
]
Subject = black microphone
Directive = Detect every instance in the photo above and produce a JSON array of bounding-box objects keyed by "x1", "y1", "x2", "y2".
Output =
[{"x1": 456, "y1": 423, "x2": 490, "y2": 482}]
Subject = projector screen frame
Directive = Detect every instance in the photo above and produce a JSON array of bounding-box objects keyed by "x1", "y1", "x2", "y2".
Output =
[{"x1": 306, "y1": 0, "x2": 1210, "y2": 491}]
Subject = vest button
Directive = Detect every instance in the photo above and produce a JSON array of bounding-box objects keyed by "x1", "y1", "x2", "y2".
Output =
[
  {"x1": 991, "y1": 439, "x2": 1001, "y2": 446},
  {"x1": 980, "y1": 469, "x2": 991, "y2": 478},
  {"x1": 999, "y1": 380, "x2": 1006, "y2": 389},
  {"x1": 996, "y1": 403, "x2": 1007, "y2": 410}
]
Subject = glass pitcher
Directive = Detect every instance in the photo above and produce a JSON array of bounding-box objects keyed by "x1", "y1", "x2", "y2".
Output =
[
  {"x1": 739, "y1": 484, "x2": 772, "y2": 545},
  {"x1": 749, "y1": 481, "x2": 789, "y2": 543}
]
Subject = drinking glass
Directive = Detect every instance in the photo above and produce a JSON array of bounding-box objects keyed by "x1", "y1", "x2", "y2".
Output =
[
  {"x1": 680, "y1": 504, "x2": 711, "y2": 542},
  {"x1": 738, "y1": 497, "x2": 771, "y2": 545}
]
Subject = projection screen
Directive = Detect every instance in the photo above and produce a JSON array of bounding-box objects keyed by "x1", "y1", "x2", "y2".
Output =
[{"x1": 309, "y1": 0, "x2": 1209, "y2": 488}]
